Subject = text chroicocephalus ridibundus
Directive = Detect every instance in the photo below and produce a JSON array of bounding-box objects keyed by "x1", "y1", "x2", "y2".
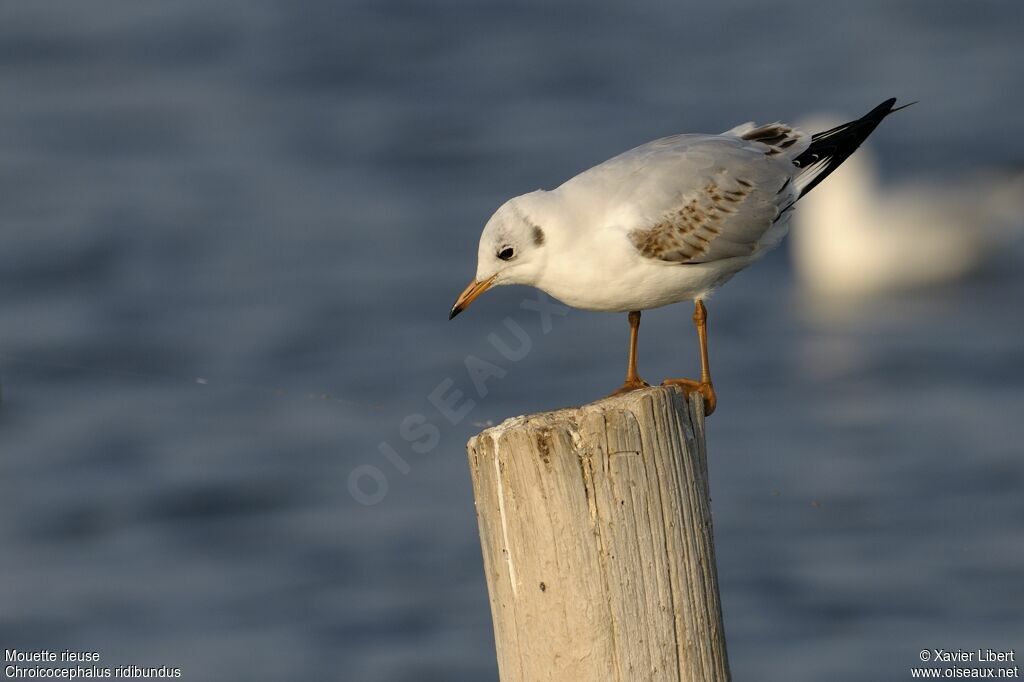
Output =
[{"x1": 450, "y1": 99, "x2": 910, "y2": 414}]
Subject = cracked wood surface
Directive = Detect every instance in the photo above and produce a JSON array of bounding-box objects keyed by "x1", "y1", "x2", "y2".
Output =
[{"x1": 466, "y1": 386, "x2": 730, "y2": 682}]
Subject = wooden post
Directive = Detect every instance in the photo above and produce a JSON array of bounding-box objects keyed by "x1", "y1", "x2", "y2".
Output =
[{"x1": 466, "y1": 386, "x2": 730, "y2": 682}]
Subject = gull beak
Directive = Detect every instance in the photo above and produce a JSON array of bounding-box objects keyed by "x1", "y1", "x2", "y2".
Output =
[{"x1": 449, "y1": 274, "x2": 497, "y2": 319}]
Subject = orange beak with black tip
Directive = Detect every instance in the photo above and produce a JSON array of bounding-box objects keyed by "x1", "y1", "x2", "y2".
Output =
[{"x1": 449, "y1": 274, "x2": 497, "y2": 319}]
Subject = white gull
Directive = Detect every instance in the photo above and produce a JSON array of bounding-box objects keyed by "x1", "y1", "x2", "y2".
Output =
[
  {"x1": 791, "y1": 132, "x2": 1024, "y2": 297},
  {"x1": 451, "y1": 99, "x2": 910, "y2": 413}
]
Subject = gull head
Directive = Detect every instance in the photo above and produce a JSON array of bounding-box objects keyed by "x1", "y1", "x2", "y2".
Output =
[{"x1": 450, "y1": 191, "x2": 549, "y2": 319}]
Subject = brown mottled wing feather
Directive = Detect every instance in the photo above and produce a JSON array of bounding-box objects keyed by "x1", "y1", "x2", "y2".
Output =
[
  {"x1": 625, "y1": 135, "x2": 801, "y2": 264},
  {"x1": 733, "y1": 122, "x2": 803, "y2": 154}
]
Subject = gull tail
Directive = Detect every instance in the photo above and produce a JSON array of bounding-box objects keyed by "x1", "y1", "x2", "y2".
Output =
[{"x1": 793, "y1": 98, "x2": 915, "y2": 199}]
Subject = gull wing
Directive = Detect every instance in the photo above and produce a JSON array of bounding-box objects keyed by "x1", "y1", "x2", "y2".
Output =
[
  {"x1": 559, "y1": 99, "x2": 907, "y2": 265},
  {"x1": 612, "y1": 131, "x2": 806, "y2": 264}
]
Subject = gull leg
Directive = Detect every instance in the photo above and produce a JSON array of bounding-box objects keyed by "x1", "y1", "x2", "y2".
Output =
[
  {"x1": 609, "y1": 310, "x2": 650, "y2": 396},
  {"x1": 662, "y1": 299, "x2": 717, "y2": 415}
]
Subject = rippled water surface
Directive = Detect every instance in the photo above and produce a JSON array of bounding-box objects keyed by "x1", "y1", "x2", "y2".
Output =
[{"x1": 1, "y1": 2, "x2": 1022, "y2": 680}]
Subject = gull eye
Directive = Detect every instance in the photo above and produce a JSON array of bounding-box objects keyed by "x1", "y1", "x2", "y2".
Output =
[{"x1": 497, "y1": 246, "x2": 515, "y2": 261}]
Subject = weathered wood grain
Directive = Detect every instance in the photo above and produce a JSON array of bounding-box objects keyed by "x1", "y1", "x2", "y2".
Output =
[{"x1": 467, "y1": 386, "x2": 729, "y2": 682}]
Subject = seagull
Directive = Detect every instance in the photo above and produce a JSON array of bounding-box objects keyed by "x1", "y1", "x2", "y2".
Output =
[
  {"x1": 791, "y1": 132, "x2": 1023, "y2": 297},
  {"x1": 450, "y1": 99, "x2": 910, "y2": 414}
]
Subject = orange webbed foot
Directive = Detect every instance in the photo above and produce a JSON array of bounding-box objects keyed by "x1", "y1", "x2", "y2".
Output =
[
  {"x1": 607, "y1": 376, "x2": 651, "y2": 397},
  {"x1": 661, "y1": 378, "x2": 716, "y2": 415}
]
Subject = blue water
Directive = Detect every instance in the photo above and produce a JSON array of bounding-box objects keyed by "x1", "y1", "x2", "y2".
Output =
[{"x1": 1, "y1": 2, "x2": 1022, "y2": 680}]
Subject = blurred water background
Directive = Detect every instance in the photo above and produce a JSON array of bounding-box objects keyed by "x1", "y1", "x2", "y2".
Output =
[{"x1": 1, "y1": 1, "x2": 1022, "y2": 680}]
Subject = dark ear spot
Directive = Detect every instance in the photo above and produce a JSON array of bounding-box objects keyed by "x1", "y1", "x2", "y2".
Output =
[{"x1": 531, "y1": 225, "x2": 545, "y2": 246}]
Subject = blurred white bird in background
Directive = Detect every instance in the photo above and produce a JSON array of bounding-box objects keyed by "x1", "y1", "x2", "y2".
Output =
[{"x1": 791, "y1": 120, "x2": 1024, "y2": 298}]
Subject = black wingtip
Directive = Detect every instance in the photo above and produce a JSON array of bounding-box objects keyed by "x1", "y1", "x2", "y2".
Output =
[
  {"x1": 872, "y1": 98, "x2": 917, "y2": 118},
  {"x1": 872, "y1": 97, "x2": 899, "y2": 116},
  {"x1": 871, "y1": 97, "x2": 917, "y2": 113},
  {"x1": 793, "y1": 98, "x2": 914, "y2": 199}
]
